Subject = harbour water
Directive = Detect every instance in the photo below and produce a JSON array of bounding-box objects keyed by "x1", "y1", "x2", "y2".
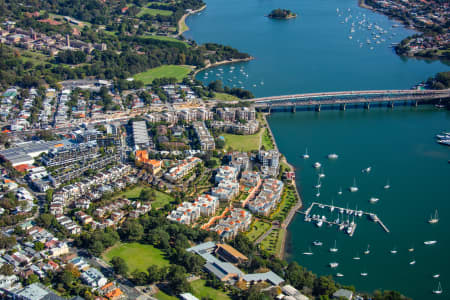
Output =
[{"x1": 185, "y1": 0, "x2": 450, "y2": 298}]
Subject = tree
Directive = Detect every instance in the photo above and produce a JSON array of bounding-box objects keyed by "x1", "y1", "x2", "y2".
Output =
[
  {"x1": 0, "y1": 264, "x2": 14, "y2": 276},
  {"x1": 26, "y1": 274, "x2": 40, "y2": 285},
  {"x1": 147, "y1": 265, "x2": 163, "y2": 284},
  {"x1": 119, "y1": 220, "x2": 144, "y2": 242},
  {"x1": 111, "y1": 256, "x2": 129, "y2": 276},
  {"x1": 34, "y1": 241, "x2": 45, "y2": 251},
  {"x1": 139, "y1": 189, "x2": 155, "y2": 202},
  {"x1": 166, "y1": 265, "x2": 191, "y2": 295},
  {"x1": 0, "y1": 234, "x2": 16, "y2": 249},
  {"x1": 131, "y1": 269, "x2": 148, "y2": 286}
]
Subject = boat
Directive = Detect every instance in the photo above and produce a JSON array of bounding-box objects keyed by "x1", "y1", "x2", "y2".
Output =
[
  {"x1": 362, "y1": 166, "x2": 372, "y2": 173},
  {"x1": 314, "y1": 177, "x2": 322, "y2": 188},
  {"x1": 408, "y1": 247, "x2": 414, "y2": 252},
  {"x1": 316, "y1": 187, "x2": 321, "y2": 197},
  {"x1": 349, "y1": 178, "x2": 359, "y2": 192},
  {"x1": 409, "y1": 260, "x2": 416, "y2": 265},
  {"x1": 360, "y1": 272, "x2": 368, "y2": 277},
  {"x1": 319, "y1": 167, "x2": 326, "y2": 178},
  {"x1": 428, "y1": 209, "x2": 439, "y2": 224},
  {"x1": 316, "y1": 220, "x2": 323, "y2": 227},
  {"x1": 364, "y1": 244, "x2": 370, "y2": 255},
  {"x1": 369, "y1": 197, "x2": 379, "y2": 203},
  {"x1": 432, "y1": 282, "x2": 443, "y2": 294},
  {"x1": 336, "y1": 273, "x2": 344, "y2": 277},
  {"x1": 338, "y1": 187, "x2": 343, "y2": 195},
  {"x1": 313, "y1": 162, "x2": 321, "y2": 168},
  {"x1": 384, "y1": 179, "x2": 390, "y2": 189},
  {"x1": 313, "y1": 240, "x2": 323, "y2": 246},
  {"x1": 433, "y1": 274, "x2": 440, "y2": 278},
  {"x1": 424, "y1": 241, "x2": 437, "y2": 245},
  {"x1": 353, "y1": 254, "x2": 361, "y2": 260},
  {"x1": 390, "y1": 248, "x2": 397, "y2": 254},
  {"x1": 303, "y1": 247, "x2": 314, "y2": 255},
  {"x1": 328, "y1": 153, "x2": 339, "y2": 159},
  {"x1": 329, "y1": 262, "x2": 339, "y2": 268},
  {"x1": 329, "y1": 240, "x2": 338, "y2": 253}
]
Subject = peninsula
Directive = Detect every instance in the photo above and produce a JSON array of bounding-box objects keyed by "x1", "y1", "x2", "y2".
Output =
[{"x1": 267, "y1": 9, "x2": 298, "y2": 20}]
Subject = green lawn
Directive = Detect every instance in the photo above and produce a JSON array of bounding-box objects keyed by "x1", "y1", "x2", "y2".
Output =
[
  {"x1": 133, "y1": 65, "x2": 193, "y2": 84},
  {"x1": 270, "y1": 186, "x2": 296, "y2": 221},
  {"x1": 246, "y1": 220, "x2": 271, "y2": 242},
  {"x1": 138, "y1": 7, "x2": 173, "y2": 17},
  {"x1": 213, "y1": 92, "x2": 240, "y2": 101},
  {"x1": 191, "y1": 279, "x2": 230, "y2": 300},
  {"x1": 116, "y1": 185, "x2": 174, "y2": 209},
  {"x1": 155, "y1": 291, "x2": 177, "y2": 300},
  {"x1": 103, "y1": 242, "x2": 169, "y2": 272},
  {"x1": 260, "y1": 228, "x2": 282, "y2": 255},
  {"x1": 261, "y1": 128, "x2": 275, "y2": 150},
  {"x1": 221, "y1": 132, "x2": 261, "y2": 152},
  {"x1": 141, "y1": 34, "x2": 187, "y2": 45}
]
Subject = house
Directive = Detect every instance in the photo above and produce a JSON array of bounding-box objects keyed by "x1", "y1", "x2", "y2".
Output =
[{"x1": 81, "y1": 267, "x2": 107, "y2": 287}]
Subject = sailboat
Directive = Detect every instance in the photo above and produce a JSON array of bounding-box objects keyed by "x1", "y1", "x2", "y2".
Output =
[
  {"x1": 384, "y1": 179, "x2": 390, "y2": 189},
  {"x1": 329, "y1": 262, "x2": 339, "y2": 268},
  {"x1": 369, "y1": 197, "x2": 379, "y2": 203},
  {"x1": 433, "y1": 274, "x2": 440, "y2": 278},
  {"x1": 314, "y1": 177, "x2": 322, "y2": 189},
  {"x1": 353, "y1": 253, "x2": 361, "y2": 260},
  {"x1": 349, "y1": 178, "x2": 359, "y2": 192},
  {"x1": 313, "y1": 162, "x2": 321, "y2": 168},
  {"x1": 302, "y1": 148, "x2": 310, "y2": 159},
  {"x1": 316, "y1": 187, "x2": 321, "y2": 197},
  {"x1": 409, "y1": 258, "x2": 416, "y2": 265},
  {"x1": 364, "y1": 244, "x2": 370, "y2": 255},
  {"x1": 329, "y1": 240, "x2": 338, "y2": 253},
  {"x1": 390, "y1": 247, "x2": 397, "y2": 254},
  {"x1": 338, "y1": 187, "x2": 343, "y2": 195},
  {"x1": 336, "y1": 273, "x2": 344, "y2": 277},
  {"x1": 330, "y1": 199, "x2": 335, "y2": 212},
  {"x1": 360, "y1": 271, "x2": 368, "y2": 277},
  {"x1": 428, "y1": 209, "x2": 439, "y2": 224},
  {"x1": 424, "y1": 240, "x2": 437, "y2": 245},
  {"x1": 432, "y1": 282, "x2": 443, "y2": 294},
  {"x1": 303, "y1": 247, "x2": 314, "y2": 255},
  {"x1": 319, "y1": 167, "x2": 326, "y2": 178}
]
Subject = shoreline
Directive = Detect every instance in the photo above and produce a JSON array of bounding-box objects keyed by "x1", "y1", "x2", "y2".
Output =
[
  {"x1": 192, "y1": 56, "x2": 255, "y2": 77},
  {"x1": 263, "y1": 113, "x2": 303, "y2": 259},
  {"x1": 177, "y1": 5, "x2": 207, "y2": 37}
]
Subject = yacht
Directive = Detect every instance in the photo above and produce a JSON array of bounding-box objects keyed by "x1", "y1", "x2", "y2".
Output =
[
  {"x1": 433, "y1": 274, "x2": 440, "y2": 278},
  {"x1": 314, "y1": 177, "x2": 322, "y2": 189},
  {"x1": 336, "y1": 273, "x2": 344, "y2": 277},
  {"x1": 313, "y1": 240, "x2": 323, "y2": 246},
  {"x1": 408, "y1": 247, "x2": 414, "y2": 252},
  {"x1": 338, "y1": 187, "x2": 343, "y2": 195},
  {"x1": 328, "y1": 153, "x2": 339, "y2": 159},
  {"x1": 316, "y1": 187, "x2": 321, "y2": 197},
  {"x1": 360, "y1": 272, "x2": 368, "y2": 277},
  {"x1": 428, "y1": 209, "x2": 439, "y2": 224},
  {"x1": 432, "y1": 282, "x2": 443, "y2": 295},
  {"x1": 409, "y1": 259, "x2": 416, "y2": 265},
  {"x1": 364, "y1": 244, "x2": 370, "y2": 255},
  {"x1": 362, "y1": 166, "x2": 372, "y2": 173},
  {"x1": 384, "y1": 179, "x2": 390, "y2": 189},
  {"x1": 303, "y1": 247, "x2": 314, "y2": 255},
  {"x1": 313, "y1": 162, "x2": 321, "y2": 168},
  {"x1": 302, "y1": 148, "x2": 310, "y2": 159},
  {"x1": 316, "y1": 220, "x2": 323, "y2": 227},
  {"x1": 390, "y1": 248, "x2": 397, "y2": 254},
  {"x1": 329, "y1": 262, "x2": 339, "y2": 268},
  {"x1": 369, "y1": 197, "x2": 379, "y2": 203},
  {"x1": 424, "y1": 240, "x2": 437, "y2": 245},
  {"x1": 329, "y1": 240, "x2": 338, "y2": 253},
  {"x1": 349, "y1": 178, "x2": 359, "y2": 192},
  {"x1": 319, "y1": 167, "x2": 326, "y2": 178},
  {"x1": 353, "y1": 254, "x2": 361, "y2": 260}
]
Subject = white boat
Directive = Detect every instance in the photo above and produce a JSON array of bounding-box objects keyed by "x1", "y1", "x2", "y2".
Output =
[
  {"x1": 433, "y1": 274, "x2": 440, "y2": 278},
  {"x1": 362, "y1": 166, "x2": 372, "y2": 173},
  {"x1": 390, "y1": 248, "x2": 397, "y2": 254},
  {"x1": 328, "y1": 153, "x2": 339, "y2": 159},
  {"x1": 316, "y1": 187, "x2": 321, "y2": 197},
  {"x1": 314, "y1": 177, "x2": 322, "y2": 188},
  {"x1": 432, "y1": 282, "x2": 443, "y2": 294},
  {"x1": 329, "y1": 240, "x2": 338, "y2": 253},
  {"x1": 303, "y1": 247, "x2": 314, "y2": 255},
  {"x1": 428, "y1": 209, "x2": 439, "y2": 224},
  {"x1": 313, "y1": 240, "x2": 323, "y2": 246},
  {"x1": 329, "y1": 262, "x2": 339, "y2": 268},
  {"x1": 360, "y1": 272, "x2": 368, "y2": 277},
  {"x1": 384, "y1": 179, "x2": 390, "y2": 189},
  {"x1": 349, "y1": 178, "x2": 359, "y2": 192},
  {"x1": 313, "y1": 162, "x2": 321, "y2": 168},
  {"x1": 336, "y1": 273, "x2": 344, "y2": 277},
  {"x1": 408, "y1": 247, "x2": 414, "y2": 252},
  {"x1": 316, "y1": 220, "x2": 323, "y2": 227},
  {"x1": 409, "y1": 260, "x2": 416, "y2": 265},
  {"x1": 338, "y1": 187, "x2": 343, "y2": 195},
  {"x1": 424, "y1": 240, "x2": 437, "y2": 245},
  {"x1": 369, "y1": 197, "x2": 379, "y2": 203},
  {"x1": 353, "y1": 255, "x2": 361, "y2": 260},
  {"x1": 364, "y1": 244, "x2": 370, "y2": 255},
  {"x1": 319, "y1": 167, "x2": 326, "y2": 178}
]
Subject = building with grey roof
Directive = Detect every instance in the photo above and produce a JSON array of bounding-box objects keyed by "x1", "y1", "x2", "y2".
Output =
[
  {"x1": 3, "y1": 282, "x2": 66, "y2": 300},
  {"x1": 332, "y1": 289, "x2": 353, "y2": 300},
  {"x1": 132, "y1": 121, "x2": 150, "y2": 147}
]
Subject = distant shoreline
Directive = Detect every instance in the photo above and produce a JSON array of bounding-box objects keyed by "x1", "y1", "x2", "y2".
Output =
[{"x1": 177, "y1": 5, "x2": 207, "y2": 36}]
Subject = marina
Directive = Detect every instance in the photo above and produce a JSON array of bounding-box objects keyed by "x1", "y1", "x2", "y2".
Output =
[{"x1": 298, "y1": 202, "x2": 390, "y2": 236}]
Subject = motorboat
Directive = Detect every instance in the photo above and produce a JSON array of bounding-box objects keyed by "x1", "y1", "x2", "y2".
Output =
[
  {"x1": 303, "y1": 247, "x2": 314, "y2": 255},
  {"x1": 360, "y1": 272, "x2": 368, "y2": 277},
  {"x1": 336, "y1": 273, "x2": 344, "y2": 277},
  {"x1": 369, "y1": 197, "x2": 379, "y2": 203},
  {"x1": 338, "y1": 187, "x2": 343, "y2": 195},
  {"x1": 349, "y1": 178, "x2": 359, "y2": 192},
  {"x1": 432, "y1": 282, "x2": 443, "y2": 295},
  {"x1": 316, "y1": 220, "x2": 323, "y2": 227},
  {"x1": 314, "y1": 177, "x2": 322, "y2": 189},
  {"x1": 424, "y1": 241, "x2": 437, "y2": 245},
  {"x1": 362, "y1": 166, "x2": 372, "y2": 173},
  {"x1": 329, "y1": 262, "x2": 339, "y2": 268},
  {"x1": 353, "y1": 255, "x2": 360, "y2": 260},
  {"x1": 313, "y1": 162, "x2": 321, "y2": 168},
  {"x1": 312, "y1": 240, "x2": 323, "y2": 246},
  {"x1": 433, "y1": 274, "x2": 440, "y2": 278},
  {"x1": 328, "y1": 153, "x2": 339, "y2": 159},
  {"x1": 364, "y1": 244, "x2": 370, "y2": 255},
  {"x1": 329, "y1": 240, "x2": 338, "y2": 253},
  {"x1": 390, "y1": 248, "x2": 397, "y2": 254},
  {"x1": 384, "y1": 179, "x2": 390, "y2": 189},
  {"x1": 408, "y1": 247, "x2": 414, "y2": 252},
  {"x1": 428, "y1": 209, "x2": 439, "y2": 224},
  {"x1": 409, "y1": 260, "x2": 416, "y2": 265},
  {"x1": 316, "y1": 187, "x2": 321, "y2": 197}
]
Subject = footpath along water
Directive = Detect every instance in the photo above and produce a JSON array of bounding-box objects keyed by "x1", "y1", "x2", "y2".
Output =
[
  {"x1": 268, "y1": 106, "x2": 450, "y2": 299},
  {"x1": 185, "y1": 0, "x2": 448, "y2": 96},
  {"x1": 185, "y1": 0, "x2": 450, "y2": 298}
]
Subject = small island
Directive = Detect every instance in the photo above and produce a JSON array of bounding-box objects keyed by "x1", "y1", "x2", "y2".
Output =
[{"x1": 267, "y1": 8, "x2": 297, "y2": 20}]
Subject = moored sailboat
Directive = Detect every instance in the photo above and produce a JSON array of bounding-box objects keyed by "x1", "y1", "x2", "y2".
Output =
[
  {"x1": 329, "y1": 240, "x2": 338, "y2": 253},
  {"x1": 432, "y1": 282, "x2": 443, "y2": 294},
  {"x1": 428, "y1": 209, "x2": 439, "y2": 224},
  {"x1": 349, "y1": 178, "x2": 358, "y2": 192}
]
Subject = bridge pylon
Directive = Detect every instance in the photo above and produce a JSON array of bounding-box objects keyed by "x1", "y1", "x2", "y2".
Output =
[
  {"x1": 315, "y1": 104, "x2": 321, "y2": 112},
  {"x1": 340, "y1": 104, "x2": 346, "y2": 111},
  {"x1": 292, "y1": 104, "x2": 296, "y2": 113},
  {"x1": 389, "y1": 101, "x2": 394, "y2": 109},
  {"x1": 364, "y1": 102, "x2": 370, "y2": 110}
]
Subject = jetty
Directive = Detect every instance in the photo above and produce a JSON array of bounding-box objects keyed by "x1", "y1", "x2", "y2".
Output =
[{"x1": 298, "y1": 202, "x2": 390, "y2": 235}]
